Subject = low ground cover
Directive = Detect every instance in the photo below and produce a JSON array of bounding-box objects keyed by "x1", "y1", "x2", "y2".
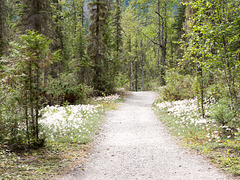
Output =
[
  {"x1": 154, "y1": 96, "x2": 240, "y2": 176},
  {"x1": 0, "y1": 94, "x2": 123, "y2": 179}
]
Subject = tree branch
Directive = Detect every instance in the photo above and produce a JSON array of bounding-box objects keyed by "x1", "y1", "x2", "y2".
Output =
[
  {"x1": 140, "y1": 30, "x2": 163, "y2": 48},
  {"x1": 155, "y1": 11, "x2": 164, "y2": 21}
]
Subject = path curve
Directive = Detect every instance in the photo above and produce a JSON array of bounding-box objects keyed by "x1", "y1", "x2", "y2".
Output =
[{"x1": 59, "y1": 92, "x2": 235, "y2": 180}]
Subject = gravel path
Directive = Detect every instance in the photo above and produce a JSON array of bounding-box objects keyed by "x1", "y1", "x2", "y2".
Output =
[{"x1": 60, "y1": 91, "x2": 235, "y2": 180}]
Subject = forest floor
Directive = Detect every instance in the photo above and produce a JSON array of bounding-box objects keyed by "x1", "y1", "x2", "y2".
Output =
[{"x1": 58, "y1": 91, "x2": 236, "y2": 180}]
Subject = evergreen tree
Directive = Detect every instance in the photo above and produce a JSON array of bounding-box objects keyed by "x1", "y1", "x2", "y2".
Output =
[
  {"x1": 87, "y1": 0, "x2": 110, "y2": 94},
  {"x1": 19, "y1": 0, "x2": 51, "y2": 35},
  {"x1": 113, "y1": 0, "x2": 122, "y2": 57},
  {"x1": 0, "y1": 0, "x2": 7, "y2": 57}
]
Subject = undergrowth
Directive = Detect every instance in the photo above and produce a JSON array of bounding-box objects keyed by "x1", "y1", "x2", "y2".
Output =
[
  {"x1": 154, "y1": 97, "x2": 240, "y2": 177},
  {"x1": 0, "y1": 94, "x2": 124, "y2": 179}
]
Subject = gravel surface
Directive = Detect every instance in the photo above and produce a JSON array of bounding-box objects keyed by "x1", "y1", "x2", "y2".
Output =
[{"x1": 59, "y1": 91, "x2": 236, "y2": 180}]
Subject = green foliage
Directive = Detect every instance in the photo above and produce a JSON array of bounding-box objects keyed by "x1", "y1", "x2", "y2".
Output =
[
  {"x1": 43, "y1": 73, "x2": 94, "y2": 105},
  {"x1": 209, "y1": 99, "x2": 236, "y2": 127},
  {"x1": 180, "y1": 0, "x2": 240, "y2": 109},
  {"x1": 162, "y1": 69, "x2": 195, "y2": 101},
  {"x1": 0, "y1": 93, "x2": 122, "y2": 179},
  {"x1": 0, "y1": 30, "x2": 54, "y2": 149},
  {"x1": 205, "y1": 83, "x2": 227, "y2": 101},
  {"x1": 154, "y1": 95, "x2": 240, "y2": 176}
]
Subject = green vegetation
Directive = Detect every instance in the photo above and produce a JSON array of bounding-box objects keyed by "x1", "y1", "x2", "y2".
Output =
[
  {"x1": 0, "y1": 94, "x2": 124, "y2": 179},
  {"x1": 1, "y1": 0, "x2": 240, "y2": 178},
  {"x1": 154, "y1": 87, "x2": 240, "y2": 176}
]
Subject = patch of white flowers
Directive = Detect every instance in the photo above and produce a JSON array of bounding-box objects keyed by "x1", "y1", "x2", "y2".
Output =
[
  {"x1": 39, "y1": 94, "x2": 120, "y2": 143},
  {"x1": 40, "y1": 104, "x2": 100, "y2": 126},
  {"x1": 155, "y1": 98, "x2": 216, "y2": 126},
  {"x1": 154, "y1": 98, "x2": 236, "y2": 141},
  {"x1": 40, "y1": 104, "x2": 102, "y2": 143},
  {"x1": 93, "y1": 94, "x2": 120, "y2": 102}
]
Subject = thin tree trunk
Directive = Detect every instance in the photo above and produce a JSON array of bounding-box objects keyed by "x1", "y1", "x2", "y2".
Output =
[
  {"x1": 73, "y1": 0, "x2": 77, "y2": 34},
  {"x1": 141, "y1": 40, "x2": 144, "y2": 91},
  {"x1": 94, "y1": 0, "x2": 100, "y2": 92},
  {"x1": 141, "y1": 59, "x2": 144, "y2": 91},
  {"x1": 135, "y1": 57, "x2": 138, "y2": 92},
  {"x1": 116, "y1": 0, "x2": 121, "y2": 57},
  {"x1": 29, "y1": 62, "x2": 35, "y2": 138},
  {"x1": 157, "y1": 0, "x2": 166, "y2": 86},
  {"x1": 0, "y1": 0, "x2": 5, "y2": 57},
  {"x1": 81, "y1": 3, "x2": 84, "y2": 27},
  {"x1": 35, "y1": 67, "x2": 39, "y2": 141},
  {"x1": 157, "y1": 0, "x2": 161, "y2": 77},
  {"x1": 131, "y1": 61, "x2": 134, "y2": 91},
  {"x1": 198, "y1": 62, "x2": 205, "y2": 118}
]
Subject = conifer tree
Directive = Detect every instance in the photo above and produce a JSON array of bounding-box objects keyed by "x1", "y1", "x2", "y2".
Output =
[
  {"x1": 113, "y1": 0, "x2": 122, "y2": 57},
  {"x1": 0, "y1": 0, "x2": 7, "y2": 57},
  {"x1": 19, "y1": 0, "x2": 51, "y2": 35},
  {"x1": 87, "y1": 0, "x2": 109, "y2": 94},
  {"x1": 18, "y1": 0, "x2": 52, "y2": 143}
]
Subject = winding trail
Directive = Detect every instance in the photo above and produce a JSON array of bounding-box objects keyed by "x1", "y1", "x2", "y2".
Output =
[{"x1": 60, "y1": 92, "x2": 235, "y2": 180}]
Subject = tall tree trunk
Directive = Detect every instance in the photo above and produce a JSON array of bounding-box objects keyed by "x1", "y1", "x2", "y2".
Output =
[
  {"x1": 94, "y1": 0, "x2": 100, "y2": 92},
  {"x1": 198, "y1": 64, "x2": 205, "y2": 118},
  {"x1": 116, "y1": 0, "x2": 121, "y2": 57},
  {"x1": 0, "y1": 0, "x2": 5, "y2": 57},
  {"x1": 135, "y1": 57, "x2": 138, "y2": 92},
  {"x1": 35, "y1": 67, "x2": 39, "y2": 141},
  {"x1": 0, "y1": 0, "x2": 3, "y2": 57},
  {"x1": 141, "y1": 40, "x2": 144, "y2": 91},
  {"x1": 81, "y1": 3, "x2": 84, "y2": 27},
  {"x1": 29, "y1": 62, "x2": 35, "y2": 138},
  {"x1": 157, "y1": 0, "x2": 166, "y2": 86}
]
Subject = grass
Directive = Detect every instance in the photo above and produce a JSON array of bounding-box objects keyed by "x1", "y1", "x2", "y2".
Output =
[
  {"x1": 0, "y1": 94, "x2": 125, "y2": 180},
  {"x1": 154, "y1": 97, "x2": 240, "y2": 177}
]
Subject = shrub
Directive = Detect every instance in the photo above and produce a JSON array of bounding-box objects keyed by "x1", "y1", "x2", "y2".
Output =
[
  {"x1": 209, "y1": 99, "x2": 236, "y2": 127},
  {"x1": 0, "y1": 30, "x2": 55, "y2": 150},
  {"x1": 205, "y1": 82, "x2": 228, "y2": 101},
  {"x1": 43, "y1": 73, "x2": 93, "y2": 105},
  {"x1": 161, "y1": 70, "x2": 195, "y2": 101}
]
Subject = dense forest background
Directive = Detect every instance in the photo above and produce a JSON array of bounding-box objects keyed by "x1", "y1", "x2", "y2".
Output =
[{"x1": 0, "y1": 0, "x2": 239, "y2": 149}]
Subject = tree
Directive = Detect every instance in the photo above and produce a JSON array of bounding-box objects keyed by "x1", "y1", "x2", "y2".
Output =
[
  {"x1": 113, "y1": 0, "x2": 122, "y2": 58},
  {"x1": 0, "y1": 30, "x2": 54, "y2": 147},
  {"x1": 87, "y1": 0, "x2": 110, "y2": 94},
  {"x1": 180, "y1": 0, "x2": 240, "y2": 115},
  {"x1": 0, "y1": 0, "x2": 7, "y2": 57},
  {"x1": 19, "y1": 0, "x2": 51, "y2": 35}
]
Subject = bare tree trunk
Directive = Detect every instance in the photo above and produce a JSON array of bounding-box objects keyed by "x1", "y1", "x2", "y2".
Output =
[
  {"x1": 29, "y1": 62, "x2": 35, "y2": 138},
  {"x1": 135, "y1": 57, "x2": 138, "y2": 92},
  {"x1": 198, "y1": 65, "x2": 205, "y2": 118},
  {"x1": 141, "y1": 40, "x2": 144, "y2": 91},
  {"x1": 35, "y1": 67, "x2": 39, "y2": 141},
  {"x1": 141, "y1": 59, "x2": 144, "y2": 91},
  {"x1": 157, "y1": 0, "x2": 166, "y2": 86},
  {"x1": 94, "y1": 0, "x2": 100, "y2": 92},
  {"x1": 0, "y1": 0, "x2": 5, "y2": 57},
  {"x1": 0, "y1": 1, "x2": 3, "y2": 57},
  {"x1": 131, "y1": 61, "x2": 134, "y2": 91},
  {"x1": 116, "y1": 0, "x2": 121, "y2": 57},
  {"x1": 157, "y1": 0, "x2": 161, "y2": 77},
  {"x1": 81, "y1": 3, "x2": 84, "y2": 27}
]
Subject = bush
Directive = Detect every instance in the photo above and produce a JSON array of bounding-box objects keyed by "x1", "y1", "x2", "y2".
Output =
[
  {"x1": 43, "y1": 73, "x2": 93, "y2": 105},
  {"x1": 161, "y1": 70, "x2": 195, "y2": 101},
  {"x1": 209, "y1": 99, "x2": 236, "y2": 127},
  {"x1": 205, "y1": 82, "x2": 228, "y2": 101}
]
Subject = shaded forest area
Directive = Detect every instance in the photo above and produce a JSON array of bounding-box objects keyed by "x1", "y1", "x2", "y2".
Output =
[{"x1": 0, "y1": 0, "x2": 240, "y2": 162}]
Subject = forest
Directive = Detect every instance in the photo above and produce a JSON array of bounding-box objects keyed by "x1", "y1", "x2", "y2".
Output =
[{"x1": 0, "y1": 0, "x2": 240, "y2": 178}]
